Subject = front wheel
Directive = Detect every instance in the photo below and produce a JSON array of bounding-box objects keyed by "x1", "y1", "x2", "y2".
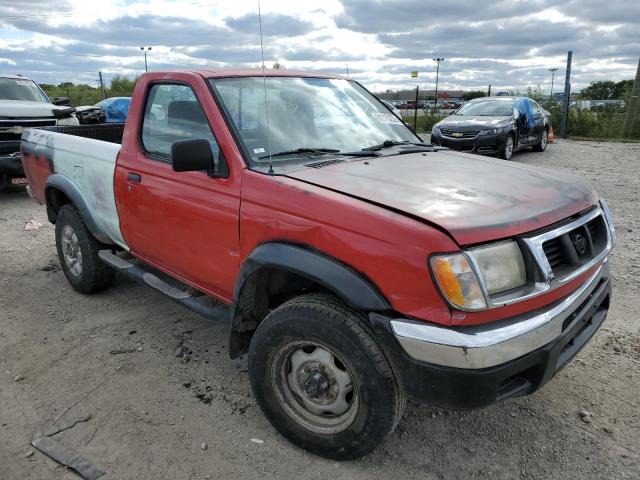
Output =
[
  {"x1": 500, "y1": 134, "x2": 515, "y2": 160},
  {"x1": 248, "y1": 293, "x2": 404, "y2": 460},
  {"x1": 55, "y1": 205, "x2": 115, "y2": 294},
  {"x1": 533, "y1": 128, "x2": 548, "y2": 152}
]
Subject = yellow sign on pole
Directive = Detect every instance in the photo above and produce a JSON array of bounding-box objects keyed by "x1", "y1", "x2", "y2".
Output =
[{"x1": 410, "y1": 71, "x2": 419, "y2": 78}]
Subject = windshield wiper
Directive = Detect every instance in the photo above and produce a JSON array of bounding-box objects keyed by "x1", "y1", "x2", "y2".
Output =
[
  {"x1": 259, "y1": 148, "x2": 340, "y2": 159},
  {"x1": 361, "y1": 139, "x2": 432, "y2": 151},
  {"x1": 259, "y1": 147, "x2": 380, "y2": 159}
]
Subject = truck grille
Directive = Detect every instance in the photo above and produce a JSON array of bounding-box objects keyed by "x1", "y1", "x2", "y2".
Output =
[
  {"x1": 440, "y1": 128, "x2": 480, "y2": 139},
  {"x1": 0, "y1": 119, "x2": 57, "y2": 142},
  {"x1": 538, "y1": 213, "x2": 609, "y2": 280}
]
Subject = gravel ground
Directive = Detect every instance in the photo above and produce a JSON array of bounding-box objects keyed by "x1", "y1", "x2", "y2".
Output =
[{"x1": 1, "y1": 139, "x2": 639, "y2": 479}]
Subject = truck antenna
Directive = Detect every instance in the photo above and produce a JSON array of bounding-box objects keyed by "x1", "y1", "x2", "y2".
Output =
[{"x1": 258, "y1": 0, "x2": 274, "y2": 174}]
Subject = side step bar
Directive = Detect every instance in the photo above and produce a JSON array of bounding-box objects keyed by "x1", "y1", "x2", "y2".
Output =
[{"x1": 98, "y1": 250, "x2": 229, "y2": 322}]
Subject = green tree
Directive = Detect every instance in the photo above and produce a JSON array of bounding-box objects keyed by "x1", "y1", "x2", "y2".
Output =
[
  {"x1": 579, "y1": 81, "x2": 617, "y2": 100},
  {"x1": 108, "y1": 74, "x2": 138, "y2": 97},
  {"x1": 461, "y1": 90, "x2": 486, "y2": 101}
]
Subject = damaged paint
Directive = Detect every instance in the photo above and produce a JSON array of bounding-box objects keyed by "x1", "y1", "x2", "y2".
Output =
[
  {"x1": 21, "y1": 128, "x2": 128, "y2": 249},
  {"x1": 285, "y1": 150, "x2": 599, "y2": 245}
]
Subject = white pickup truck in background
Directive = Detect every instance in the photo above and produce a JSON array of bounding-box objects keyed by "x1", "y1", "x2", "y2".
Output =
[{"x1": 0, "y1": 74, "x2": 78, "y2": 190}]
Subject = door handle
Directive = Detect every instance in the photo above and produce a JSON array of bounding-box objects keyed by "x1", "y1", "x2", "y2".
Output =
[{"x1": 127, "y1": 172, "x2": 141, "y2": 184}]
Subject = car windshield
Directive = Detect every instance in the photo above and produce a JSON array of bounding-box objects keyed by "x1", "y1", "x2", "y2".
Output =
[
  {"x1": 455, "y1": 100, "x2": 514, "y2": 116},
  {"x1": 0, "y1": 77, "x2": 48, "y2": 102},
  {"x1": 209, "y1": 77, "x2": 416, "y2": 165}
]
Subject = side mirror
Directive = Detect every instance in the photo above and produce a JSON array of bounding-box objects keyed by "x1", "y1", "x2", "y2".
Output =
[
  {"x1": 171, "y1": 139, "x2": 221, "y2": 177},
  {"x1": 53, "y1": 97, "x2": 70, "y2": 106}
]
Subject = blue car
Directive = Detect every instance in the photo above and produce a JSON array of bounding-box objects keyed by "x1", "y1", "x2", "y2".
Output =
[{"x1": 95, "y1": 97, "x2": 131, "y2": 123}]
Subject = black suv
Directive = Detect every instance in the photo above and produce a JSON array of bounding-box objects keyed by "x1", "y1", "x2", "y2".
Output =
[{"x1": 430, "y1": 96, "x2": 549, "y2": 160}]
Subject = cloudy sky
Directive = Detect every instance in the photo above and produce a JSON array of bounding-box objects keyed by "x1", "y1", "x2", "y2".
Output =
[{"x1": 0, "y1": 0, "x2": 638, "y2": 93}]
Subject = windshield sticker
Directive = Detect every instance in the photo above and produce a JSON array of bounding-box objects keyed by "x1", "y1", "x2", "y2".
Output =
[
  {"x1": 372, "y1": 112, "x2": 402, "y2": 125},
  {"x1": 253, "y1": 147, "x2": 266, "y2": 154},
  {"x1": 15, "y1": 80, "x2": 34, "y2": 86}
]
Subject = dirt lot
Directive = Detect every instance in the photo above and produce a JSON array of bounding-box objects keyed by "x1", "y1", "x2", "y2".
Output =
[{"x1": 1, "y1": 139, "x2": 639, "y2": 479}]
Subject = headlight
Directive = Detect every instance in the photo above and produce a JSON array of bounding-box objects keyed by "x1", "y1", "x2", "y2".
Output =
[
  {"x1": 431, "y1": 241, "x2": 527, "y2": 310},
  {"x1": 478, "y1": 128, "x2": 500, "y2": 135},
  {"x1": 467, "y1": 241, "x2": 526, "y2": 295},
  {"x1": 600, "y1": 198, "x2": 615, "y2": 246},
  {"x1": 57, "y1": 115, "x2": 79, "y2": 126}
]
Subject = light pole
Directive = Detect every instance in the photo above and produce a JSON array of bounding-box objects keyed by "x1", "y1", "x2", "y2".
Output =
[
  {"x1": 548, "y1": 67, "x2": 558, "y2": 101},
  {"x1": 433, "y1": 57, "x2": 444, "y2": 110},
  {"x1": 140, "y1": 46, "x2": 152, "y2": 72}
]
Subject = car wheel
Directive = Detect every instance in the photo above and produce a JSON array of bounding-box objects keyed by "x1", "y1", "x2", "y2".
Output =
[
  {"x1": 500, "y1": 134, "x2": 515, "y2": 160},
  {"x1": 533, "y1": 128, "x2": 548, "y2": 152},
  {"x1": 248, "y1": 293, "x2": 405, "y2": 460},
  {"x1": 0, "y1": 175, "x2": 9, "y2": 193},
  {"x1": 55, "y1": 205, "x2": 115, "y2": 294}
]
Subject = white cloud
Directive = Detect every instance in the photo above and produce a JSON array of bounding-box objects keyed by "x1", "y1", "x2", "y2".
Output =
[{"x1": 0, "y1": 0, "x2": 637, "y2": 92}]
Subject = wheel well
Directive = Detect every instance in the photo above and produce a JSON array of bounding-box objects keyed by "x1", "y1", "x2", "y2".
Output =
[
  {"x1": 229, "y1": 267, "x2": 334, "y2": 358},
  {"x1": 45, "y1": 186, "x2": 71, "y2": 223}
]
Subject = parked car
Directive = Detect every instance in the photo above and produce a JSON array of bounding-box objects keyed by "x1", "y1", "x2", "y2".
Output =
[
  {"x1": 431, "y1": 96, "x2": 550, "y2": 160},
  {"x1": 75, "y1": 97, "x2": 131, "y2": 124},
  {"x1": 381, "y1": 99, "x2": 402, "y2": 118},
  {"x1": 0, "y1": 74, "x2": 78, "y2": 190},
  {"x1": 21, "y1": 69, "x2": 613, "y2": 460}
]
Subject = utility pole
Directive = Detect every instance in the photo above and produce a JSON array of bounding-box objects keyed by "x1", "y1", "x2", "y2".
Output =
[
  {"x1": 548, "y1": 67, "x2": 558, "y2": 102},
  {"x1": 414, "y1": 85, "x2": 419, "y2": 131},
  {"x1": 433, "y1": 58, "x2": 444, "y2": 110},
  {"x1": 487, "y1": 84, "x2": 491, "y2": 97},
  {"x1": 98, "y1": 71, "x2": 106, "y2": 100},
  {"x1": 560, "y1": 51, "x2": 572, "y2": 138},
  {"x1": 345, "y1": 63, "x2": 349, "y2": 78},
  {"x1": 140, "y1": 46, "x2": 152, "y2": 72},
  {"x1": 622, "y1": 57, "x2": 640, "y2": 138}
]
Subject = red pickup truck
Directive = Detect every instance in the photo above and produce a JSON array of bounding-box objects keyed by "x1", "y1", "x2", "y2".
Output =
[{"x1": 21, "y1": 69, "x2": 614, "y2": 460}]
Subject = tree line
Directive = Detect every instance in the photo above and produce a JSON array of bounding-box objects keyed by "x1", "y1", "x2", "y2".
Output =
[{"x1": 40, "y1": 75, "x2": 138, "y2": 107}]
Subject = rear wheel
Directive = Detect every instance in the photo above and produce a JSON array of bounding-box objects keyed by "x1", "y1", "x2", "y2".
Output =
[
  {"x1": 500, "y1": 134, "x2": 515, "y2": 160},
  {"x1": 248, "y1": 293, "x2": 404, "y2": 460},
  {"x1": 55, "y1": 205, "x2": 115, "y2": 294},
  {"x1": 533, "y1": 128, "x2": 548, "y2": 152}
]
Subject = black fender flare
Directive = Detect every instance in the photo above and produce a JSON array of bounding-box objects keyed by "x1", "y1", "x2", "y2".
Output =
[
  {"x1": 229, "y1": 243, "x2": 390, "y2": 358},
  {"x1": 45, "y1": 174, "x2": 113, "y2": 244}
]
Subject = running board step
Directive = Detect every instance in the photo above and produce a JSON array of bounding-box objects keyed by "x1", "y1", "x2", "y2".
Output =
[{"x1": 98, "y1": 250, "x2": 228, "y2": 322}]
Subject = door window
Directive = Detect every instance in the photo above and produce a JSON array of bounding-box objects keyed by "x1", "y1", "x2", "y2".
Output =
[{"x1": 141, "y1": 84, "x2": 219, "y2": 161}]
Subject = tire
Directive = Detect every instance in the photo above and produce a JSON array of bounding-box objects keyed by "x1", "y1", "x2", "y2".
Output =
[
  {"x1": 55, "y1": 205, "x2": 115, "y2": 294},
  {"x1": 533, "y1": 128, "x2": 548, "y2": 152},
  {"x1": 248, "y1": 293, "x2": 404, "y2": 460},
  {"x1": 499, "y1": 133, "x2": 515, "y2": 160}
]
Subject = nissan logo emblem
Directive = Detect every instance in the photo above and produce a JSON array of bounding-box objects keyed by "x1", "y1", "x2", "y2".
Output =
[{"x1": 573, "y1": 233, "x2": 587, "y2": 255}]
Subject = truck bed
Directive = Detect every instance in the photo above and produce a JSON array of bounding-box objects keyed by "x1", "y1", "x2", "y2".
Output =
[{"x1": 21, "y1": 124, "x2": 127, "y2": 248}]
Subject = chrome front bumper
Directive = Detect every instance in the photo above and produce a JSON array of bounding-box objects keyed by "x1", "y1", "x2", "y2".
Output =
[{"x1": 391, "y1": 260, "x2": 609, "y2": 369}]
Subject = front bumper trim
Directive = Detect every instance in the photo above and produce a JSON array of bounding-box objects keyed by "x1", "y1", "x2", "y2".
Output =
[{"x1": 391, "y1": 261, "x2": 607, "y2": 369}]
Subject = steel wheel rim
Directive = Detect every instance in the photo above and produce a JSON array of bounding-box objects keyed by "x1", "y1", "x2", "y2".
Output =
[
  {"x1": 61, "y1": 224, "x2": 83, "y2": 277},
  {"x1": 505, "y1": 136, "x2": 514, "y2": 159},
  {"x1": 271, "y1": 340, "x2": 359, "y2": 435}
]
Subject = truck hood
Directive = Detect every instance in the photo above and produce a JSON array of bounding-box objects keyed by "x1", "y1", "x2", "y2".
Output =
[
  {"x1": 0, "y1": 99, "x2": 72, "y2": 118},
  {"x1": 285, "y1": 151, "x2": 599, "y2": 245}
]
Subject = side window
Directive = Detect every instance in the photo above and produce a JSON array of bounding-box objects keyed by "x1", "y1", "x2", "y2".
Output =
[{"x1": 141, "y1": 84, "x2": 220, "y2": 161}]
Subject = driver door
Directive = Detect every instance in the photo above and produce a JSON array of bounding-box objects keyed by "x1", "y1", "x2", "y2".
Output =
[{"x1": 115, "y1": 82, "x2": 241, "y2": 301}]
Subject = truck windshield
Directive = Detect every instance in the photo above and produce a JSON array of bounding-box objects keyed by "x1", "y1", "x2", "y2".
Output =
[
  {"x1": 455, "y1": 100, "x2": 514, "y2": 116},
  {"x1": 0, "y1": 78, "x2": 48, "y2": 102},
  {"x1": 209, "y1": 77, "x2": 416, "y2": 165}
]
